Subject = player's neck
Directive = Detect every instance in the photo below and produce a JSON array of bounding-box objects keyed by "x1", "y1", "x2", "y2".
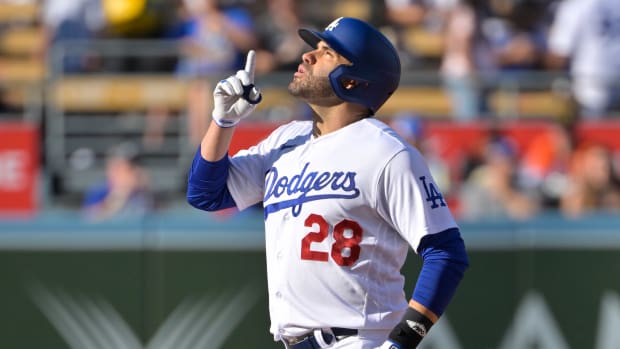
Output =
[{"x1": 310, "y1": 104, "x2": 370, "y2": 137}]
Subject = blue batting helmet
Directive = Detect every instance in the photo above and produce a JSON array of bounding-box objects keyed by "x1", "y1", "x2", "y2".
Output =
[{"x1": 298, "y1": 17, "x2": 401, "y2": 115}]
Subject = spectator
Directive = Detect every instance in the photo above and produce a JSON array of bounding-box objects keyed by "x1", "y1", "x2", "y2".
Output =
[
  {"x1": 254, "y1": 0, "x2": 308, "y2": 74},
  {"x1": 178, "y1": 0, "x2": 255, "y2": 146},
  {"x1": 440, "y1": 0, "x2": 549, "y2": 120},
  {"x1": 384, "y1": 0, "x2": 457, "y2": 68},
  {"x1": 82, "y1": 143, "x2": 154, "y2": 222},
  {"x1": 390, "y1": 113, "x2": 452, "y2": 195},
  {"x1": 383, "y1": 0, "x2": 427, "y2": 65},
  {"x1": 42, "y1": 0, "x2": 106, "y2": 72},
  {"x1": 384, "y1": 0, "x2": 428, "y2": 29},
  {"x1": 173, "y1": 0, "x2": 256, "y2": 81},
  {"x1": 144, "y1": 0, "x2": 256, "y2": 149},
  {"x1": 560, "y1": 143, "x2": 620, "y2": 217},
  {"x1": 487, "y1": 0, "x2": 548, "y2": 73},
  {"x1": 439, "y1": 0, "x2": 492, "y2": 120},
  {"x1": 458, "y1": 134, "x2": 539, "y2": 220},
  {"x1": 546, "y1": 0, "x2": 620, "y2": 119},
  {"x1": 519, "y1": 121, "x2": 575, "y2": 209}
]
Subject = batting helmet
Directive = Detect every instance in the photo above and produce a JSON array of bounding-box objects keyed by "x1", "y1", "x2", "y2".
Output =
[{"x1": 298, "y1": 17, "x2": 401, "y2": 115}]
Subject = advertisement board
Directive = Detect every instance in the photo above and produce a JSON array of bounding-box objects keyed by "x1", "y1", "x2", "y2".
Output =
[{"x1": 0, "y1": 122, "x2": 38, "y2": 214}]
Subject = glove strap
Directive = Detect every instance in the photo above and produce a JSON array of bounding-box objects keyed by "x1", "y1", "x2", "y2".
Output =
[{"x1": 243, "y1": 84, "x2": 262, "y2": 105}]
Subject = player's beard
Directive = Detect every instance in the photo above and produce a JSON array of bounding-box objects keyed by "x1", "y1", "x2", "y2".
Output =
[{"x1": 288, "y1": 73, "x2": 342, "y2": 107}]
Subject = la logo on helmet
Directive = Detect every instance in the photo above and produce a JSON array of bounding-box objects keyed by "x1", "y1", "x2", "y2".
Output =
[{"x1": 325, "y1": 17, "x2": 343, "y2": 32}]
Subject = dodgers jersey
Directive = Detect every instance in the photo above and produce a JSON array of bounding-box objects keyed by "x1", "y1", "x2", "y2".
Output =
[{"x1": 226, "y1": 118, "x2": 458, "y2": 340}]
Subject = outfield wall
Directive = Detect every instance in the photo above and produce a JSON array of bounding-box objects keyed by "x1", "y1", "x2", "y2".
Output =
[{"x1": 0, "y1": 211, "x2": 619, "y2": 349}]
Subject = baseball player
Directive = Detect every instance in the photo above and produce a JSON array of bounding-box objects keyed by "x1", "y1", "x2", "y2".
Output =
[{"x1": 187, "y1": 17, "x2": 469, "y2": 349}]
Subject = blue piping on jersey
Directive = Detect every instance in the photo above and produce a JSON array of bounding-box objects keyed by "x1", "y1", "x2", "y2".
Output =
[{"x1": 263, "y1": 191, "x2": 360, "y2": 219}]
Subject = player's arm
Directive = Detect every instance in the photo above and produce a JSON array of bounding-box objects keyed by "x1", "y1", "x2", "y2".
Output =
[
  {"x1": 200, "y1": 120, "x2": 236, "y2": 162},
  {"x1": 377, "y1": 150, "x2": 468, "y2": 348},
  {"x1": 383, "y1": 228, "x2": 468, "y2": 349},
  {"x1": 186, "y1": 51, "x2": 262, "y2": 211}
]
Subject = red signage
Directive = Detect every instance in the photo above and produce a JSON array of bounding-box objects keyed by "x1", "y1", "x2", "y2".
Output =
[
  {"x1": 0, "y1": 122, "x2": 39, "y2": 215},
  {"x1": 230, "y1": 122, "x2": 280, "y2": 156}
]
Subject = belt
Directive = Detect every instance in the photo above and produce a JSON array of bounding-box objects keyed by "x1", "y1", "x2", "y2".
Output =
[{"x1": 282, "y1": 328, "x2": 358, "y2": 349}]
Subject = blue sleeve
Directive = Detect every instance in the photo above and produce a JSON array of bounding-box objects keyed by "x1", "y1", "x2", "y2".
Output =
[
  {"x1": 82, "y1": 183, "x2": 109, "y2": 208},
  {"x1": 224, "y1": 8, "x2": 254, "y2": 32},
  {"x1": 412, "y1": 227, "x2": 469, "y2": 316},
  {"x1": 186, "y1": 147, "x2": 237, "y2": 211}
]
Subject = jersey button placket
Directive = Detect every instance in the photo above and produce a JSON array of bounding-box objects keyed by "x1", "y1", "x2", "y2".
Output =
[
  {"x1": 276, "y1": 212, "x2": 290, "y2": 260},
  {"x1": 274, "y1": 211, "x2": 291, "y2": 331}
]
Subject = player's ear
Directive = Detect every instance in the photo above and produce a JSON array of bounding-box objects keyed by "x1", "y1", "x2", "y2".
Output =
[
  {"x1": 341, "y1": 79, "x2": 356, "y2": 90},
  {"x1": 340, "y1": 78, "x2": 368, "y2": 90}
]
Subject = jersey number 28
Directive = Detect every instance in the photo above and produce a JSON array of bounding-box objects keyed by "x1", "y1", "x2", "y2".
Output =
[{"x1": 301, "y1": 213, "x2": 363, "y2": 267}]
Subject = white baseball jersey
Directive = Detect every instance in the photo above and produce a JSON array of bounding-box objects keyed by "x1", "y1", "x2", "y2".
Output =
[
  {"x1": 226, "y1": 118, "x2": 458, "y2": 341},
  {"x1": 548, "y1": 0, "x2": 620, "y2": 111}
]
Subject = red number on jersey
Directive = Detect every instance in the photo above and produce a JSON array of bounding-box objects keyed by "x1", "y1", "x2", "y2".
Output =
[
  {"x1": 331, "y1": 219, "x2": 363, "y2": 267},
  {"x1": 301, "y1": 214, "x2": 363, "y2": 266},
  {"x1": 301, "y1": 213, "x2": 329, "y2": 262}
]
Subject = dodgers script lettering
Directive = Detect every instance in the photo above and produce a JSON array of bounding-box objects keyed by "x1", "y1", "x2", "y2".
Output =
[{"x1": 264, "y1": 162, "x2": 360, "y2": 217}]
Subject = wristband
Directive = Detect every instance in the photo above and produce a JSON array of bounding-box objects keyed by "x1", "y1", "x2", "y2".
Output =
[
  {"x1": 387, "y1": 307, "x2": 434, "y2": 349},
  {"x1": 380, "y1": 340, "x2": 403, "y2": 349},
  {"x1": 212, "y1": 116, "x2": 239, "y2": 128}
]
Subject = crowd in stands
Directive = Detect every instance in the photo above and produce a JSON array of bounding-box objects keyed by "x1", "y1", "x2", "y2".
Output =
[
  {"x1": 389, "y1": 114, "x2": 620, "y2": 220},
  {"x1": 1, "y1": 0, "x2": 619, "y2": 120},
  {"x1": 385, "y1": 0, "x2": 620, "y2": 220},
  {"x1": 0, "y1": 0, "x2": 619, "y2": 221}
]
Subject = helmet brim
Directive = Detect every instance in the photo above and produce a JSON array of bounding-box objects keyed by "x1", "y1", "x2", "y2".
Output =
[
  {"x1": 298, "y1": 28, "x2": 324, "y2": 49},
  {"x1": 298, "y1": 28, "x2": 354, "y2": 64}
]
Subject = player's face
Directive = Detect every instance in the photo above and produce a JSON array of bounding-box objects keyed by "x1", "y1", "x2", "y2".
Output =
[{"x1": 288, "y1": 41, "x2": 350, "y2": 104}]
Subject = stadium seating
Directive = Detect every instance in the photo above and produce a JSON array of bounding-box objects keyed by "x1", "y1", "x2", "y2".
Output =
[{"x1": 0, "y1": 2, "x2": 39, "y2": 23}]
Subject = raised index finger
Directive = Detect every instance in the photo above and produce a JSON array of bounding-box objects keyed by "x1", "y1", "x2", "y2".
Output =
[{"x1": 244, "y1": 50, "x2": 256, "y2": 82}]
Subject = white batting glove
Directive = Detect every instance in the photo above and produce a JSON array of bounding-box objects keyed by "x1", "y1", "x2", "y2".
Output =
[{"x1": 212, "y1": 50, "x2": 262, "y2": 128}]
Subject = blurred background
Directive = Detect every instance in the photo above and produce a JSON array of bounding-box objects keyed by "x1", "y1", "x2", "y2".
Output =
[{"x1": 0, "y1": 0, "x2": 619, "y2": 348}]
